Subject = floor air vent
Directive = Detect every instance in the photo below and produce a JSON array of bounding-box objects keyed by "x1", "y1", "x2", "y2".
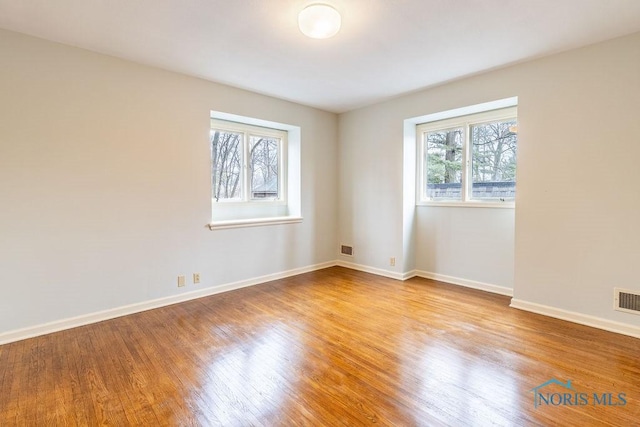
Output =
[
  {"x1": 614, "y1": 288, "x2": 640, "y2": 315},
  {"x1": 340, "y1": 245, "x2": 353, "y2": 256}
]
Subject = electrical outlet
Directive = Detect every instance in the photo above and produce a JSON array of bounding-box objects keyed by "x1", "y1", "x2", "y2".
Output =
[
  {"x1": 390, "y1": 257, "x2": 396, "y2": 267},
  {"x1": 193, "y1": 273, "x2": 200, "y2": 284},
  {"x1": 177, "y1": 275, "x2": 186, "y2": 287}
]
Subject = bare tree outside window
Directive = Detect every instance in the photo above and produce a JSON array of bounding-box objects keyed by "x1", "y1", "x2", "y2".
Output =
[
  {"x1": 250, "y1": 136, "x2": 280, "y2": 199},
  {"x1": 471, "y1": 119, "x2": 517, "y2": 199},
  {"x1": 211, "y1": 130, "x2": 242, "y2": 201},
  {"x1": 211, "y1": 124, "x2": 283, "y2": 203}
]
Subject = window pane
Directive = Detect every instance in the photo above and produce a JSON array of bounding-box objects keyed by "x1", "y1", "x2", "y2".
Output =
[
  {"x1": 424, "y1": 128, "x2": 464, "y2": 200},
  {"x1": 211, "y1": 129, "x2": 242, "y2": 200},
  {"x1": 250, "y1": 136, "x2": 280, "y2": 199},
  {"x1": 470, "y1": 119, "x2": 517, "y2": 199}
]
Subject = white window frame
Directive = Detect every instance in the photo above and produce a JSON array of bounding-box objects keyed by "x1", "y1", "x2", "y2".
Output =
[
  {"x1": 417, "y1": 105, "x2": 517, "y2": 208},
  {"x1": 211, "y1": 119, "x2": 287, "y2": 206},
  {"x1": 208, "y1": 111, "x2": 302, "y2": 230}
]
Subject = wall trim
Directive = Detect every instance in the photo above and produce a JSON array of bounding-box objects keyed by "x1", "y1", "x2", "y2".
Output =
[
  {"x1": 414, "y1": 270, "x2": 514, "y2": 296},
  {"x1": 24, "y1": 259, "x2": 638, "y2": 346},
  {"x1": 6, "y1": 259, "x2": 637, "y2": 345},
  {"x1": 401, "y1": 269, "x2": 418, "y2": 280},
  {"x1": 510, "y1": 298, "x2": 640, "y2": 340},
  {"x1": 336, "y1": 260, "x2": 405, "y2": 281},
  {"x1": 0, "y1": 261, "x2": 337, "y2": 346}
]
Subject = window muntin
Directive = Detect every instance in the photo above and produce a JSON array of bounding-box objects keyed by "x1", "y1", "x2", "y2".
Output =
[
  {"x1": 210, "y1": 120, "x2": 286, "y2": 204},
  {"x1": 418, "y1": 107, "x2": 517, "y2": 204}
]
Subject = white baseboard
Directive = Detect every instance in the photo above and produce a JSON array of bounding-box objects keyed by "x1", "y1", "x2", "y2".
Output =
[
  {"x1": 336, "y1": 260, "x2": 405, "y2": 281},
  {"x1": 0, "y1": 261, "x2": 337, "y2": 346},
  {"x1": 22, "y1": 260, "x2": 635, "y2": 346},
  {"x1": 414, "y1": 270, "x2": 514, "y2": 296},
  {"x1": 510, "y1": 298, "x2": 640, "y2": 339},
  {"x1": 401, "y1": 269, "x2": 418, "y2": 280}
]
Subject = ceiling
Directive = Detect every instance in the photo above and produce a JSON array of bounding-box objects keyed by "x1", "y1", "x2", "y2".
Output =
[{"x1": 1, "y1": 1, "x2": 640, "y2": 113}]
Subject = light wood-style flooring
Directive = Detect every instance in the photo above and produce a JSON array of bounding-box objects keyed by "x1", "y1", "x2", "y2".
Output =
[{"x1": 1, "y1": 267, "x2": 639, "y2": 425}]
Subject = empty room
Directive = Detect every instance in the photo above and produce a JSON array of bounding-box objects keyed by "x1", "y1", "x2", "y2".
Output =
[{"x1": 1, "y1": 0, "x2": 640, "y2": 425}]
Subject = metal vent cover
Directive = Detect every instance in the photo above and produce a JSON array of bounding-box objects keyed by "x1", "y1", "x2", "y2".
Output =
[
  {"x1": 340, "y1": 245, "x2": 353, "y2": 256},
  {"x1": 614, "y1": 288, "x2": 640, "y2": 315}
]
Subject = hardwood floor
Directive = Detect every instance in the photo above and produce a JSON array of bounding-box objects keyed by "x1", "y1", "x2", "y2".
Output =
[{"x1": 1, "y1": 267, "x2": 639, "y2": 426}]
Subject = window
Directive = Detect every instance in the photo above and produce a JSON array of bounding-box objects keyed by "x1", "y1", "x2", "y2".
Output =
[
  {"x1": 211, "y1": 120, "x2": 286, "y2": 203},
  {"x1": 208, "y1": 112, "x2": 302, "y2": 229},
  {"x1": 418, "y1": 106, "x2": 517, "y2": 205}
]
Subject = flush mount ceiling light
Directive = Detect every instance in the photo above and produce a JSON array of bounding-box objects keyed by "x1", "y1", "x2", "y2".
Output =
[{"x1": 298, "y1": 4, "x2": 341, "y2": 39}]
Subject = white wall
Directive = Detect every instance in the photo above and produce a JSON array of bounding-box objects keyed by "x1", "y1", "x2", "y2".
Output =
[
  {"x1": 338, "y1": 106, "x2": 406, "y2": 273},
  {"x1": 513, "y1": 31, "x2": 640, "y2": 323},
  {"x1": 3, "y1": 26, "x2": 640, "y2": 338},
  {"x1": 338, "y1": 71, "x2": 518, "y2": 285},
  {"x1": 0, "y1": 29, "x2": 338, "y2": 335},
  {"x1": 415, "y1": 208, "x2": 514, "y2": 288},
  {"x1": 339, "y1": 31, "x2": 640, "y2": 328}
]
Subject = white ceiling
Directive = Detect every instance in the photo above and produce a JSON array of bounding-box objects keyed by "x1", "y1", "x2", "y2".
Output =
[{"x1": 1, "y1": 0, "x2": 640, "y2": 113}]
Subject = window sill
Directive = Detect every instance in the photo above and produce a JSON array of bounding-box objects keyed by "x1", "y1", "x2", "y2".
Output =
[
  {"x1": 213, "y1": 200, "x2": 287, "y2": 206},
  {"x1": 208, "y1": 216, "x2": 303, "y2": 230},
  {"x1": 416, "y1": 201, "x2": 515, "y2": 209}
]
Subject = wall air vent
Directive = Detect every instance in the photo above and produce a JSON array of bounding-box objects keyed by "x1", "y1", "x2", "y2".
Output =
[
  {"x1": 614, "y1": 288, "x2": 640, "y2": 315},
  {"x1": 340, "y1": 245, "x2": 353, "y2": 256}
]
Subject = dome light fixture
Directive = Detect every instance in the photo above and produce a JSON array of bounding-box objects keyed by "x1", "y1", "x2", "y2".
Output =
[{"x1": 298, "y1": 4, "x2": 341, "y2": 39}]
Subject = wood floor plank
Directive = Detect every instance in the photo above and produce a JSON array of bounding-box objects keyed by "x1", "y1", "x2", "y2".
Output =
[
  {"x1": 1, "y1": 341, "x2": 24, "y2": 424},
  {"x1": 1, "y1": 266, "x2": 639, "y2": 425}
]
